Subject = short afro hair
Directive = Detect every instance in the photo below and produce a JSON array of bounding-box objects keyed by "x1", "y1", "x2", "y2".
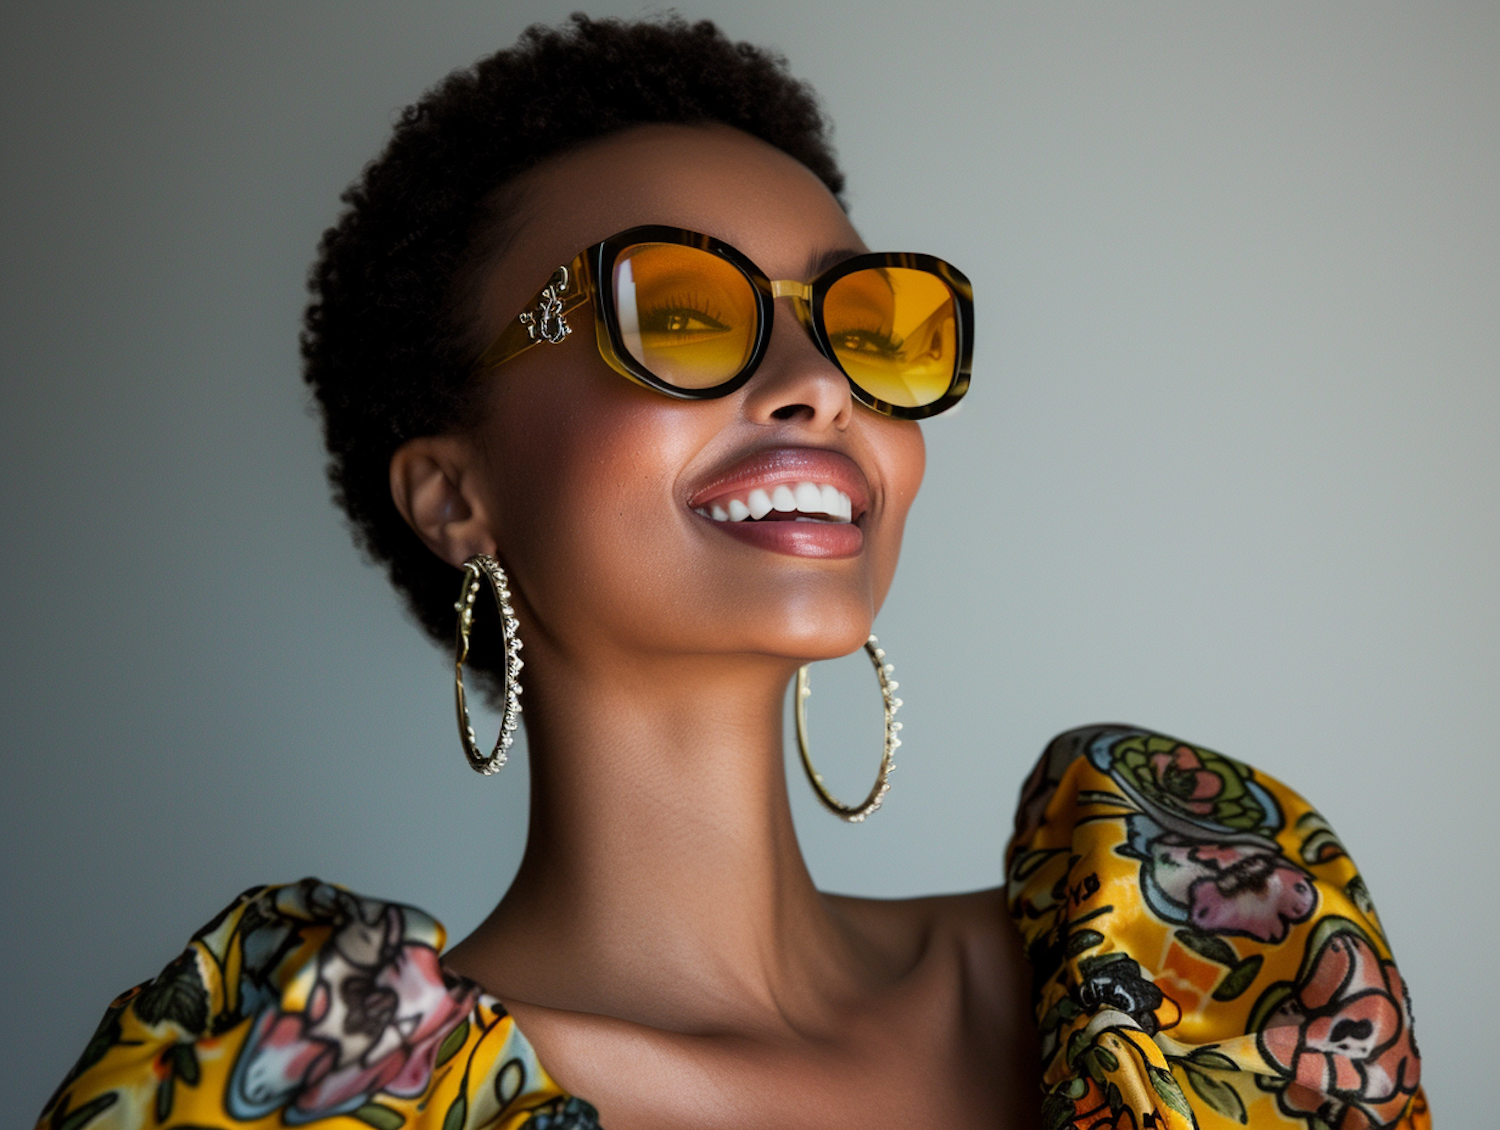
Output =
[{"x1": 301, "y1": 14, "x2": 845, "y2": 693}]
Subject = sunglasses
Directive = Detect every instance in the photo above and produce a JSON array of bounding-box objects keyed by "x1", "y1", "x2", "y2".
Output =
[{"x1": 476, "y1": 225, "x2": 973, "y2": 420}]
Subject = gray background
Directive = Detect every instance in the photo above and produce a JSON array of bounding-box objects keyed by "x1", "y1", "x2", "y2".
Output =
[{"x1": 2, "y1": 1, "x2": 1493, "y2": 1123}]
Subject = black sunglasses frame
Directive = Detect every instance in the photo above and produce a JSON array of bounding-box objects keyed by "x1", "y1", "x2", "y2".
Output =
[{"x1": 481, "y1": 224, "x2": 975, "y2": 421}]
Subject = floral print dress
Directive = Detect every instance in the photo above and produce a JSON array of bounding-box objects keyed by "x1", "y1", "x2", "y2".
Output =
[
  {"x1": 37, "y1": 726, "x2": 1427, "y2": 1129},
  {"x1": 1010, "y1": 726, "x2": 1427, "y2": 1129},
  {"x1": 36, "y1": 880, "x2": 596, "y2": 1130}
]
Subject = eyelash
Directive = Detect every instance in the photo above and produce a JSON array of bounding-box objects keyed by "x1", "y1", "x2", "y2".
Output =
[
  {"x1": 831, "y1": 325, "x2": 903, "y2": 356},
  {"x1": 635, "y1": 291, "x2": 905, "y2": 358},
  {"x1": 639, "y1": 292, "x2": 729, "y2": 332}
]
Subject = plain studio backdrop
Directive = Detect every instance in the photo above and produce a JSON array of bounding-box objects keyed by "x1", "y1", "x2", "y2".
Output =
[{"x1": 2, "y1": 2, "x2": 1493, "y2": 1122}]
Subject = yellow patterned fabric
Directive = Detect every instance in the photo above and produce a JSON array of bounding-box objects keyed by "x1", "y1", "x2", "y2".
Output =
[
  {"x1": 38, "y1": 727, "x2": 1429, "y2": 1129},
  {"x1": 1007, "y1": 726, "x2": 1428, "y2": 1129},
  {"x1": 36, "y1": 880, "x2": 597, "y2": 1130}
]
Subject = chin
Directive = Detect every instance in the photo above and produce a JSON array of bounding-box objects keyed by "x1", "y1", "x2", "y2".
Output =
[{"x1": 748, "y1": 606, "x2": 876, "y2": 664}]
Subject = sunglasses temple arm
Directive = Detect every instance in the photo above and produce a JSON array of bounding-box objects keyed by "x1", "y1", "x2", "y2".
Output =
[{"x1": 475, "y1": 253, "x2": 591, "y2": 374}]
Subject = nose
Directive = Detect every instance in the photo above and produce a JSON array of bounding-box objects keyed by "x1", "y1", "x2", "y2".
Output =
[{"x1": 738, "y1": 295, "x2": 853, "y2": 429}]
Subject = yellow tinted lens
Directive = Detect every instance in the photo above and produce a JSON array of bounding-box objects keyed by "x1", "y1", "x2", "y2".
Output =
[
  {"x1": 611, "y1": 243, "x2": 758, "y2": 389},
  {"x1": 823, "y1": 268, "x2": 957, "y2": 408}
]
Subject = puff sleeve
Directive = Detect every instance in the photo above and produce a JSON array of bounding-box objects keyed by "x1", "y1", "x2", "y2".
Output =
[
  {"x1": 1006, "y1": 726, "x2": 1429, "y2": 1130},
  {"x1": 36, "y1": 879, "x2": 597, "y2": 1130}
]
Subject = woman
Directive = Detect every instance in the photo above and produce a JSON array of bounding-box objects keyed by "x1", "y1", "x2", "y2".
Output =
[{"x1": 36, "y1": 16, "x2": 1427, "y2": 1130}]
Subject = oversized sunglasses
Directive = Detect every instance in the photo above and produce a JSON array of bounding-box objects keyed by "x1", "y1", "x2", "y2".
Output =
[{"x1": 476, "y1": 225, "x2": 973, "y2": 420}]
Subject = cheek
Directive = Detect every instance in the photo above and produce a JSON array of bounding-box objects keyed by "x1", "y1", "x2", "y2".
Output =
[
  {"x1": 870, "y1": 420, "x2": 926, "y2": 599},
  {"x1": 481, "y1": 368, "x2": 710, "y2": 621},
  {"x1": 888, "y1": 421, "x2": 927, "y2": 514}
]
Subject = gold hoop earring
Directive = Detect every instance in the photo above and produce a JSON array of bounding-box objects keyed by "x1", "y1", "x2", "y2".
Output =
[
  {"x1": 795, "y1": 635, "x2": 902, "y2": 822},
  {"x1": 454, "y1": 554, "x2": 524, "y2": 776}
]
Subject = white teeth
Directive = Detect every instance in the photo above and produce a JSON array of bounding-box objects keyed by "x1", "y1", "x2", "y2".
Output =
[
  {"x1": 819, "y1": 483, "x2": 847, "y2": 521},
  {"x1": 699, "y1": 481, "x2": 854, "y2": 524},
  {"x1": 747, "y1": 488, "x2": 774, "y2": 519}
]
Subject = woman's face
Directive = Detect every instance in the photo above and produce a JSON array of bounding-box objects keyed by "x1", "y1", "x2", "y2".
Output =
[{"x1": 453, "y1": 125, "x2": 925, "y2": 671}]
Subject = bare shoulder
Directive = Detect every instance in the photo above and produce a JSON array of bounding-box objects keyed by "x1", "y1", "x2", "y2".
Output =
[
  {"x1": 822, "y1": 885, "x2": 1010, "y2": 964},
  {"x1": 823, "y1": 886, "x2": 1039, "y2": 1089}
]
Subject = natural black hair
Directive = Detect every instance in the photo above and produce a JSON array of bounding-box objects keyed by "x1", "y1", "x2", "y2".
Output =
[{"x1": 301, "y1": 14, "x2": 844, "y2": 692}]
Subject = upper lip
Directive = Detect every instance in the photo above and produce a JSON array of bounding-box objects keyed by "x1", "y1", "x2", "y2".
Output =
[{"x1": 686, "y1": 446, "x2": 872, "y2": 521}]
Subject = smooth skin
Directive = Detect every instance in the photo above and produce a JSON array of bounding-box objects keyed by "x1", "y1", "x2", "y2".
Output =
[{"x1": 390, "y1": 125, "x2": 1039, "y2": 1130}]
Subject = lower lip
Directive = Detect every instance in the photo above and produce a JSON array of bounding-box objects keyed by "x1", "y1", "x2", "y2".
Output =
[{"x1": 698, "y1": 515, "x2": 864, "y2": 558}]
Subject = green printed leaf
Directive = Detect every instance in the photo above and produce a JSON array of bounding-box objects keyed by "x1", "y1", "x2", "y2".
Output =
[
  {"x1": 1042, "y1": 1089, "x2": 1079, "y2": 1130},
  {"x1": 1105, "y1": 1081, "x2": 1125, "y2": 1117},
  {"x1": 1148, "y1": 1065, "x2": 1195, "y2": 1119},
  {"x1": 1185, "y1": 1048, "x2": 1239, "y2": 1072},
  {"x1": 1038, "y1": 999, "x2": 1067, "y2": 1034},
  {"x1": 441, "y1": 1092, "x2": 467, "y2": 1130},
  {"x1": 435, "y1": 1020, "x2": 470, "y2": 1068},
  {"x1": 1299, "y1": 828, "x2": 1346, "y2": 865},
  {"x1": 1175, "y1": 928, "x2": 1239, "y2": 968},
  {"x1": 1078, "y1": 951, "x2": 1134, "y2": 978},
  {"x1": 1077, "y1": 790, "x2": 1134, "y2": 809},
  {"x1": 1296, "y1": 811, "x2": 1348, "y2": 865},
  {"x1": 169, "y1": 1042, "x2": 201, "y2": 1086},
  {"x1": 353, "y1": 1103, "x2": 407, "y2": 1130},
  {"x1": 1080, "y1": 1046, "x2": 1107, "y2": 1087},
  {"x1": 1066, "y1": 929, "x2": 1106, "y2": 957},
  {"x1": 1065, "y1": 1029, "x2": 1089, "y2": 1068},
  {"x1": 1213, "y1": 955, "x2": 1265, "y2": 1002},
  {"x1": 54, "y1": 1092, "x2": 118, "y2": 1130},
  {"x1": 155, "y1": 1076, "x2": 174, "y2": 1124},
  {"x1": 134, "y1": 955, "x2": 209, "y2": 1033},
  {"x1": 1183, "y1": 1065, "x2": 1248, "y2": 1123}
]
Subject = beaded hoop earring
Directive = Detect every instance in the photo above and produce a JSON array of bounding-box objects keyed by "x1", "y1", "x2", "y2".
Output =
[
  {"x1": 794, "y1": 635, "x2": 902, "y2": 822},
  {"x1": 454, "y1": 554, "x2": 524, "y2": 775}
]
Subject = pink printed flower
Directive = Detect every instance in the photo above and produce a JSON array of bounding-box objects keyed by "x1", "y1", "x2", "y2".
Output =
[
  {"x1": 230, "y1": 903, "x2": 475, "y2": 1124},
  {"x1": 1260, "y1": 932, "x2": 1421, "y2": 1129},
  {"x1": 1150, "y1": 836, "x2": 1316, "y2": 942},
  {"x1": 1147, "y1": 744, "x2": 1224, "y2": 816}
]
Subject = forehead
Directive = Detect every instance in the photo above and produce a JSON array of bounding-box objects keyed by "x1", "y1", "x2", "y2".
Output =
[{"x1": 485, "y1": 125, "x2": 862, "y2": 317}]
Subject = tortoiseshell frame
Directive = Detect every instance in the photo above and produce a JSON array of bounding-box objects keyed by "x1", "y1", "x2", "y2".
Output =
[{"x1": 475, "y1": 225, "x2": 974, "y2": 421}]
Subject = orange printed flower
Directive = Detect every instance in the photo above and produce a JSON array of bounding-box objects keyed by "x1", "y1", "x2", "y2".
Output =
[
  {"x1": 1259, "y1": 931, "x2": 1421, "y2": 1129},
  {"x1": 1098, "y1": 731, "x2": 1274, "y2": 832},
  {"x1": 1147, "y1": 745, "x2": 1224, "y2": 815},
  {"x1": 226, "y1": 896, "x2": 476, "y2": 1124}
]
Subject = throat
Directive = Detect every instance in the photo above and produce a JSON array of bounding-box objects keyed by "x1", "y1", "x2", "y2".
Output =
[{"x1": 445, "y1": 665, "x2": 859, "y2": 1032}]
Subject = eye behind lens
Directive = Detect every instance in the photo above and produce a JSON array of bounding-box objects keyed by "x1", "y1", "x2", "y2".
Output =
[
  {"x1": 824, "y1": 267, "x2": 958, "y2": 408},
  {"x1": 612, "y1": 242, "x2": 758, "y2": 389}
]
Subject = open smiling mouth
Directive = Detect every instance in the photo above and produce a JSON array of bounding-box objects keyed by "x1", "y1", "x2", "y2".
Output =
[{"x1": 692, "y1": 481, "x2": 854, "y2": 525}]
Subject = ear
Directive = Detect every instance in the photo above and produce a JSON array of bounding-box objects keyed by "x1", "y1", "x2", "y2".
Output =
[{"x1": 389, "y1": 435, "x2": 498, "y2": 568}]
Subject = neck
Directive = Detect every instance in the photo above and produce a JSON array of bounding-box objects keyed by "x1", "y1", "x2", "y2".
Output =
[{"x1": 449, "y1": 645, "x2": 875, "y2": 1031}]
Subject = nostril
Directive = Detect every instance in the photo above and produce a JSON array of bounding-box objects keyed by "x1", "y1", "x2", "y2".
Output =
[{"x1": 771, "y1": 403, "x2": 814, "y2": 421}]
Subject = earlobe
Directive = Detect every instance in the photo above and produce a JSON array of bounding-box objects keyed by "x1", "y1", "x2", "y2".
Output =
[{"x1": 389, "y1": 436, "x2": 497, "y2": 568}]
